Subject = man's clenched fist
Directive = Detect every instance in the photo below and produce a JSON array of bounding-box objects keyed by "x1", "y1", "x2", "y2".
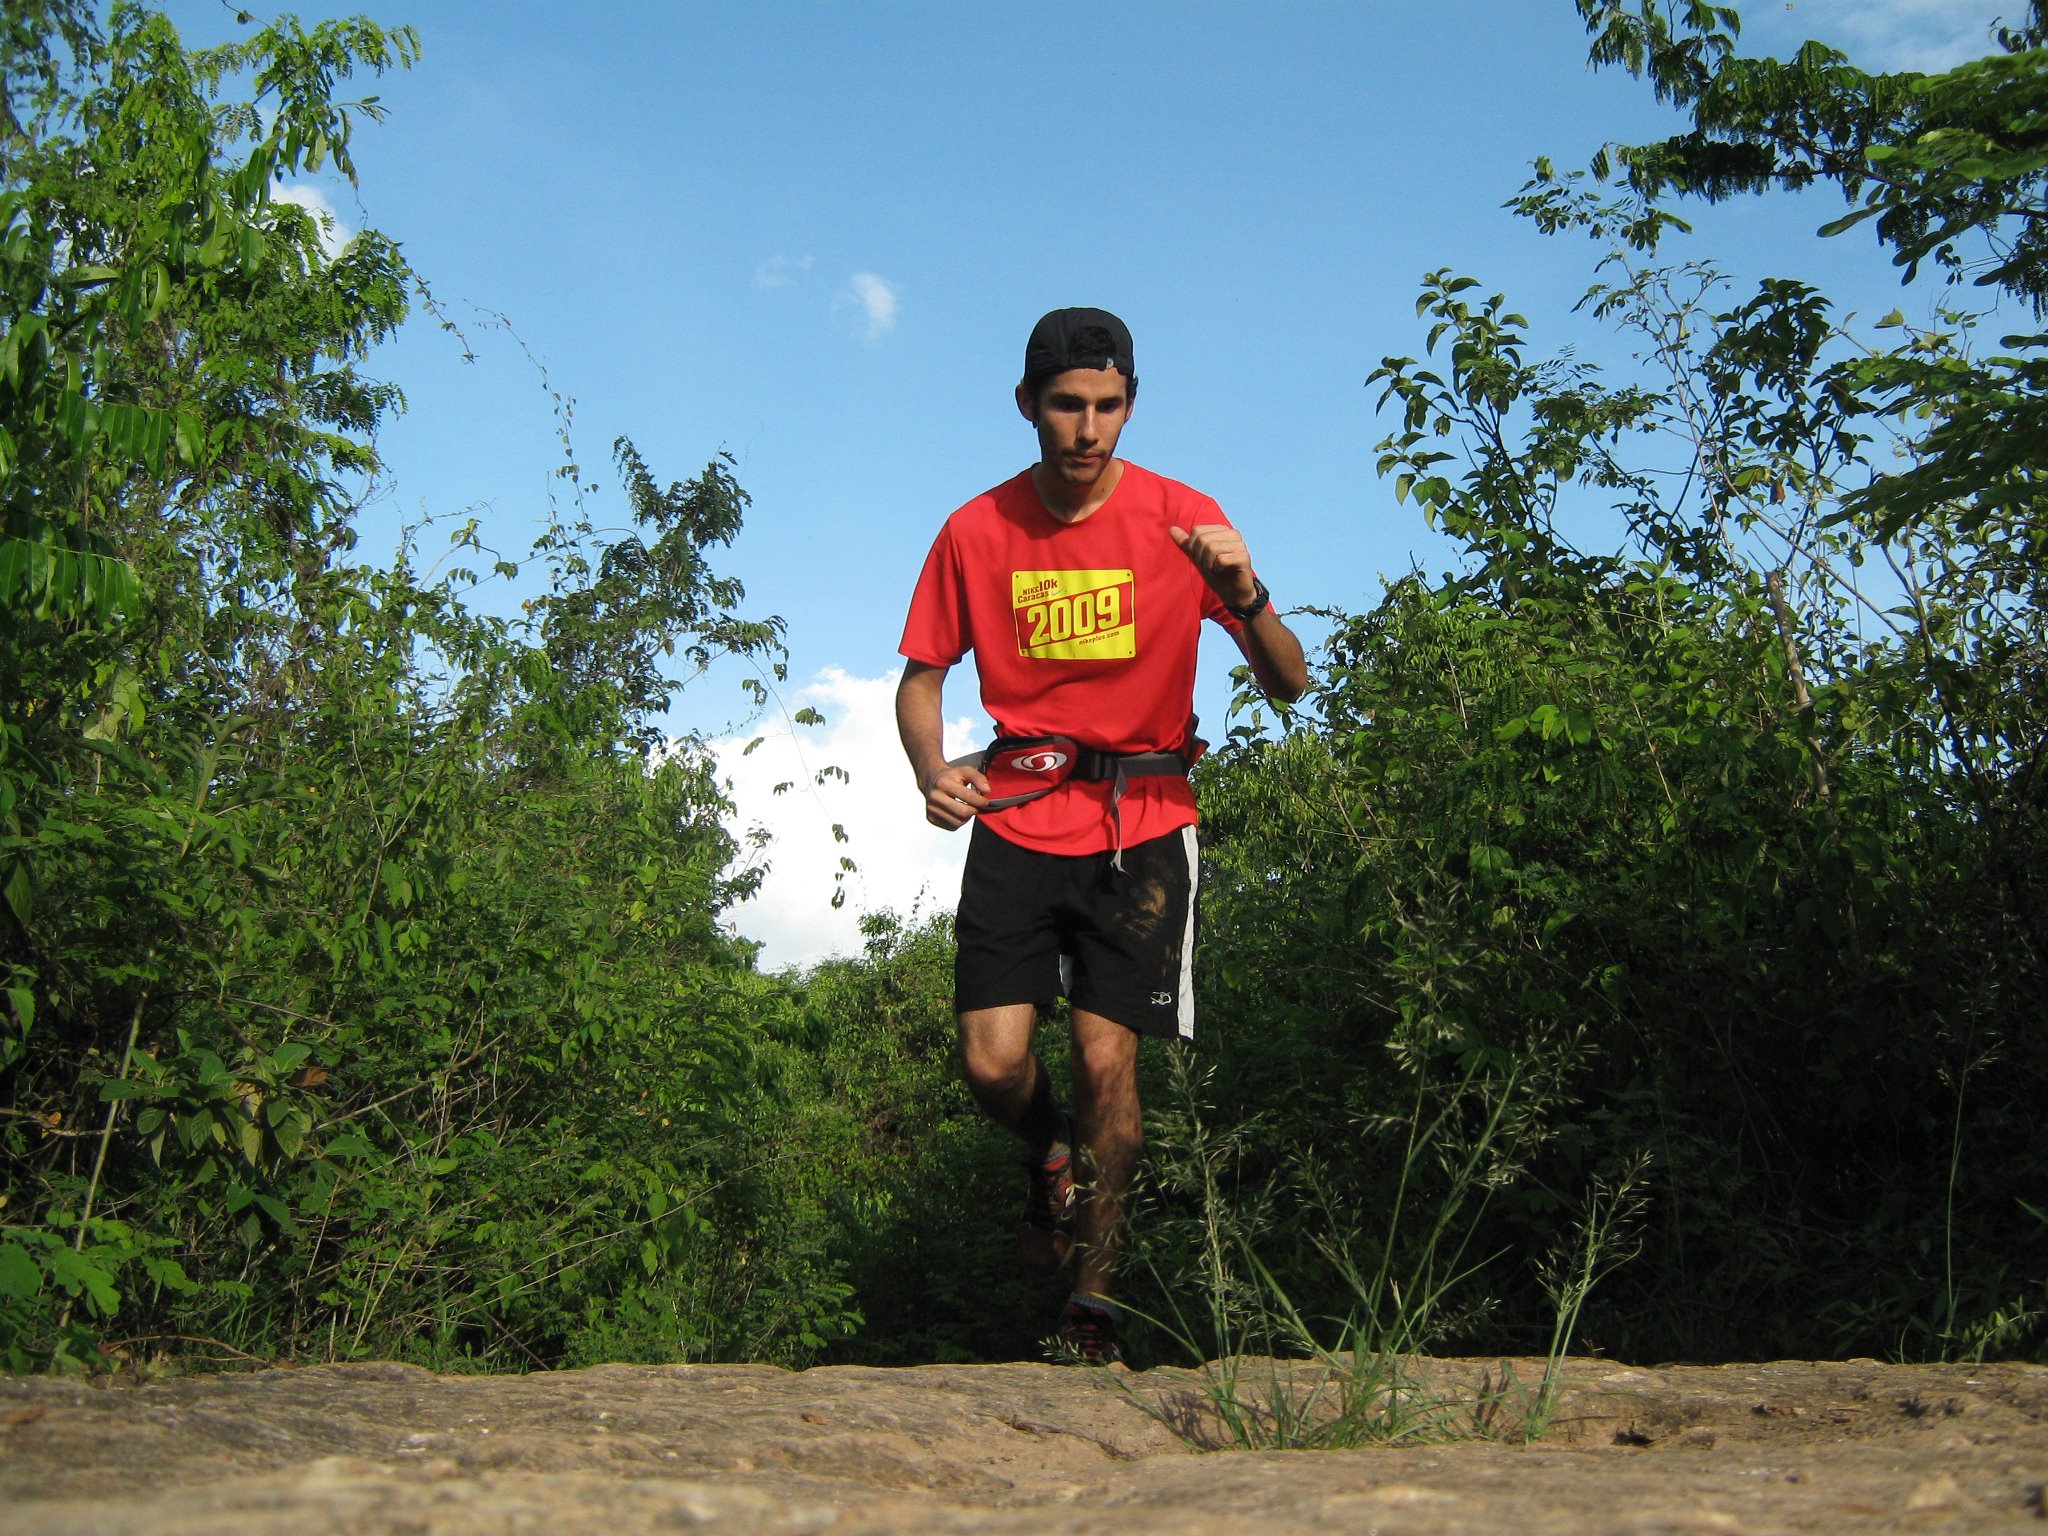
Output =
[{"x1": 1169, "y1": 523, "x2": 1260, "y2": 612}]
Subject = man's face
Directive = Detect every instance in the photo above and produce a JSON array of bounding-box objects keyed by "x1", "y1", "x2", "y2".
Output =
[{"x1": 1017, "y1": 367, "x2": 1133, "y2": 488}]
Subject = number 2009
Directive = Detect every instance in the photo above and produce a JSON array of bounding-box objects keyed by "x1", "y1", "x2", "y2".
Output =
[{"x1": 1025, "y1": 587, "x2": 1121, "y2": 646}]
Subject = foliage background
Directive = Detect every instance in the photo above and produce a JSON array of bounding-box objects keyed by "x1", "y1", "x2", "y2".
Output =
[{"x1": 2, "y1": 0, "x2": 2043, "y2": 1371}]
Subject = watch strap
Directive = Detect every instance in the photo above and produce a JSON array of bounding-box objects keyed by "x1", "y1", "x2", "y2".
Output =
[{"x1": 1228, "y1": 577, "x2": 1271, "y2": 623}]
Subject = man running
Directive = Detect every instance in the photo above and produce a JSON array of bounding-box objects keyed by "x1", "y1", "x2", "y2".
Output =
[{"x1": 895, "y1": 307, "x2": 1307, "y2": 1365}]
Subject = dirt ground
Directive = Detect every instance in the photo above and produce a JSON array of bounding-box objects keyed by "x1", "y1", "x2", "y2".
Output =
[{"x1": 1, "y1": 1354, "x2": 2044, "y2": 1533}]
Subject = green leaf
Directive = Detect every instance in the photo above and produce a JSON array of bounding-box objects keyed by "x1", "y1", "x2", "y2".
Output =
[
  {"x1": 2, "y1": 861, "x2": 32, "y2": 926},
  {"x1": 0, "y1": 1243, "x2": 41, "y2": 1299},
  {"x1": 141, "y1": 1255, "x2": 194, "y2": 1293},
  {"x1": 45, "y1": 1246, "x2": 119, "y2": 1317},
  {"x1": 173, "y1": 409, "x2": 206, "y2": 464},
  {"x1": 1815, "y1": 205, "x2": 1880, "y2": 238},
  {"x1": 253, "y1": 1194, "x2": 292, "y2": 1229},
  {"x1": 1468, "y1": 843, "x2": 1512, "y2": 882}
]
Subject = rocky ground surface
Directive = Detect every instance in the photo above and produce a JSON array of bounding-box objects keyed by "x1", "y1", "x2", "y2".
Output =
[{"x1": 1, "y1": 1354, "x2": 2044, "y2": 1533}]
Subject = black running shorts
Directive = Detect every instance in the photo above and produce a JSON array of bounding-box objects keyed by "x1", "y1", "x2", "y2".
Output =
[{"x1": 954, "y1": 818, "x2": 1199, "y2": 1039}]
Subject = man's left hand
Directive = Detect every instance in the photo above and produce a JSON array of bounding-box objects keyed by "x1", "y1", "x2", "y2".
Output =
[{"x1": 1169, "y1": 523, "x2": 1260, "y2": 612}]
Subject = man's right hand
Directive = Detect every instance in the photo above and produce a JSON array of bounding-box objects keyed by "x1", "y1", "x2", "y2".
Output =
[
  {"x1": 898, "y1": 660, "x2": 987, "y2": 830},
  {"x1": 920, "y1": 760, "x2": 990, "y2": 831}
]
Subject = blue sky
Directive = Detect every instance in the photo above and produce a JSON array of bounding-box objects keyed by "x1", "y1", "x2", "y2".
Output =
[{"x1": 164, "y1": 0, "x2": 2015, "y2": 965}]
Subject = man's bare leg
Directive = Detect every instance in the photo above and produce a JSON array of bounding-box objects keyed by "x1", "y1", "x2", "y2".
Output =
[
  {"x1": 1069, "y1": 1007, "x2": 1142, "y2": 1303},
  {"x1": 957, "y1": 1003, "x2": 1062, "y2": 1152}
]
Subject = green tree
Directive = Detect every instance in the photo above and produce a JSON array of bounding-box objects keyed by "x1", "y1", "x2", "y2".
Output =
[
  {"x1": 1165, "y1": 4, "x2": 2048, "y2": 1364},
  {"x1": 0, "y1": 4, "x2": 850, "y2": 1371},
  {"x1": 1571, "y1": 0, "x2": 2048, "y2": 955}
]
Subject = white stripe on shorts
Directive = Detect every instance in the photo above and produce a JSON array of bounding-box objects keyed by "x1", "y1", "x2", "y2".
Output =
[{"x1": 1177, "y1": 825, "x2": 1198, "y2": 1039}]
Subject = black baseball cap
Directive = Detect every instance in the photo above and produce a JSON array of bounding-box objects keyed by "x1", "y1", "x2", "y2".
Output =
[{"x1": 1022, "y1": 307, "x2": 1135, "y2": 388}]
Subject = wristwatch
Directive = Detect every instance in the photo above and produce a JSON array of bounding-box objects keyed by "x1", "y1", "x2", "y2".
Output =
[{"x1": 1227, "y1": 577, "x2": 1271, "y2": 623}]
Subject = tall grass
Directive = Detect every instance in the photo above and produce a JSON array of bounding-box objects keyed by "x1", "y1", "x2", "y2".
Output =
[{"x1": 1128, "y1": 1046, "x2": 1641, "y2": 1448}]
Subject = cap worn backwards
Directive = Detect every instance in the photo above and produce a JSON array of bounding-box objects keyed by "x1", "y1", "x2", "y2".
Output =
[{"x1": 1023, "y1": 307, "x2": 1135, "y2": 386}]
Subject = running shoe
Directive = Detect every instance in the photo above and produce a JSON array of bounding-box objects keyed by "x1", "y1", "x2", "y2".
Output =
[
  {"x1": 1053, "y1": 1298, "x2": 1123, "y2": 1366},
  {"x1": 1017, "y1": 1110, "x2": 1077, "y2": 1274}
]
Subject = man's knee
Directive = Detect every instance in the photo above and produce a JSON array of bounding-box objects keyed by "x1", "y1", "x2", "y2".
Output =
[
  {"x1": 957, "y1": 1005, "x2": 1037, "y2": 1096},
  {"x1": 1070, "y1": 1014, "x2": 1141, "y2": 1117},
  {"x1": 960, "y1": 1043, "x2": 1030, "y2": 1100}
]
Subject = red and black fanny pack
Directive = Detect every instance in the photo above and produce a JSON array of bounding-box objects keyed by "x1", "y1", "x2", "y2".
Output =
[{"x1": 950, "y1": 724, "x2": 1209, "y2": 868}]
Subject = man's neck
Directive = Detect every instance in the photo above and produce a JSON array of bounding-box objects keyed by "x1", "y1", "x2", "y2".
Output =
[{"x1": 1031, "y1": 458, "x2": 1125, "y2": 525}]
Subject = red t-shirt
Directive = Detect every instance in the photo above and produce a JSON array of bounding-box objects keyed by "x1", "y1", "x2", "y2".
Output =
[{"x1": 900, "y1": 461, "x2": 1244, "y2": 855}]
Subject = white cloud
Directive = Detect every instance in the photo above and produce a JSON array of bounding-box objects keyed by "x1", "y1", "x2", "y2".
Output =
[
  {"x1": 710, "y1": 667, "x2": 988, "y2": 972},
  {"x1": 272, "y1": 182, "x2": 351, "y2": 260},
  {"x1": 1762, "y1": 0, "x2": 2014, "y2": 71},
  {"x1": 843, "y1": 271, "x2": 899, "y2": 339},
  {"x1": 753, "y1": 253, "x2": 814, "y2": 289}
]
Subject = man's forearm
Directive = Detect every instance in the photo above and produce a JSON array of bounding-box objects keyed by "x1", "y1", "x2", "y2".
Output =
[
  {"x1": 1238, "y1": 609, "x2": 1308, "y2": 702},
  {"x1": 896, "y1": 660, "x2": 951, "y2": 788},
  {"x1": 898, "y1": 659, "x2": 990, "y2": 831}
]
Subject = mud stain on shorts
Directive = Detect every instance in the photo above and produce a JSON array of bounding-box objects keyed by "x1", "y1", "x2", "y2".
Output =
[{"x1": 1126, "y1": 875, "x2": 1169, "y2": 942}]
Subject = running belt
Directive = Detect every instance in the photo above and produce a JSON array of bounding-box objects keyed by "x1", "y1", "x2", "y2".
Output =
[{"x1": 959, "y1": 726, "x2": 1207, "y2": 871}]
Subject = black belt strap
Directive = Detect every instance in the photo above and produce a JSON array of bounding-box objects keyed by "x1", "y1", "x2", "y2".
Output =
[
  {"x1": 1070, "y1": 748, "x2": 1191, "y2": 782},
  {"x1": 1072, "y1": 747, "x2": 1199, "y2": 874}
]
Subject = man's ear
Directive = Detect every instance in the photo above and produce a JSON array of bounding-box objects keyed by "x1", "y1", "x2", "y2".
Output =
[{"x1": 1015, "y1": 382, "x2": 1037, "y2": 424}]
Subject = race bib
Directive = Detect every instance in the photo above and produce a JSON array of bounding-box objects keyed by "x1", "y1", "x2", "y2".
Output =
[{"x1": 1011, "y1": 569, "x2": 1136, "y2": 661}]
